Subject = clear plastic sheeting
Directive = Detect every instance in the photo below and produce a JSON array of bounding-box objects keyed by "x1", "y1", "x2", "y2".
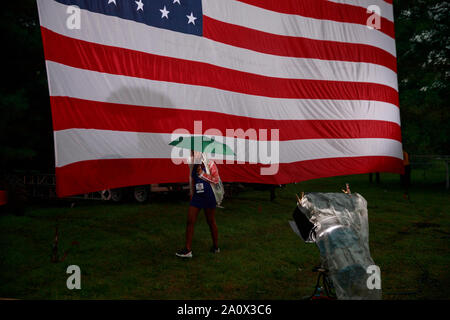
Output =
[{"x1": 298, "y1": 192, "x2": 381, "y2": 300}]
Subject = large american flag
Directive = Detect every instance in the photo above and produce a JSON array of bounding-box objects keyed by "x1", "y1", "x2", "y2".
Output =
[{"x1": 36, "y1": 0, "x2": 403, "y2": 198}]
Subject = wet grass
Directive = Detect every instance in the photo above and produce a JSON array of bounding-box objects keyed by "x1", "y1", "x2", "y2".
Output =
[{"x1": 0, "y1": 169, "x2": 449, "y2": 299}]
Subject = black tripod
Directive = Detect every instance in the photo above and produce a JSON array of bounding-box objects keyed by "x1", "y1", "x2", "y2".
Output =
[{"x1": 310, "y1": 266, "x2": 336, "y2": 300}]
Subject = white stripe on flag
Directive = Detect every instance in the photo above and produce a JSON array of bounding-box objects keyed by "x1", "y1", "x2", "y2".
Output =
[
  {"x1": 47, "y1": 61, "x2": 401, "y2": 124},
  {"x1": 54, "y1": 129, "x2": 403, "y2": 168}
]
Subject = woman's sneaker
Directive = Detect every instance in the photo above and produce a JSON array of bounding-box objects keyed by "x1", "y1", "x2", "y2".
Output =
[
  {"x1": 176, "y1": 248, "x2": 192, "y2": 258},
  {"x1": 210, "y1": 246, "x2": 220, "y2": 254}
]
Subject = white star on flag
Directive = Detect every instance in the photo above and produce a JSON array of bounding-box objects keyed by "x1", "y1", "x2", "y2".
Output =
[
  {"x1": 186, "y1": 12, "x2": 197, "y2": 25},
  {"x1": 173, "y1": 0, "x2": 181, "y2": 4},
  {"x1": 108, "y1": 0, "x2": 116, "y2": 5},
  {"x1": 135, "y1": 0, "x2": 144, "y2": 11},
  {"x1": 160, "y1": 6, "x2": 170, "y2": 19}
]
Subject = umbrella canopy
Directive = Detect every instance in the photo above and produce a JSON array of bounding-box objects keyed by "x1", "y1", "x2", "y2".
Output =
[{"x1": 169, "y1": 136, "x2": 235, "y2": 156}]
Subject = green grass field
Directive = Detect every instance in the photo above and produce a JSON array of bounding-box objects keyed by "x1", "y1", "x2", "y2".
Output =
[{"x1": 1, "y1": 166, "x2": 449, "y2": 300}]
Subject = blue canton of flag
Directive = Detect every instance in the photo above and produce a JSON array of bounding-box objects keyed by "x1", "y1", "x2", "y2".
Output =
[{"x1": 55, "y1": 0, "x2": 203, "y2": 36}]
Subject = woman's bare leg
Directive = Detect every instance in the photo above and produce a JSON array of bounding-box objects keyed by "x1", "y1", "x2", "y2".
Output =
[
  {"x1": 205, "y1": 208, "x2": 218, "y2": 248},
  {"x1": 185, "y1": 205, "x2": 201, "y2": 251}
]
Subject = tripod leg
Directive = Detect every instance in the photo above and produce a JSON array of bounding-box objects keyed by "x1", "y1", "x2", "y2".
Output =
[{"x1": 311, "y1": 272, "x2": 323, "y2": 298}]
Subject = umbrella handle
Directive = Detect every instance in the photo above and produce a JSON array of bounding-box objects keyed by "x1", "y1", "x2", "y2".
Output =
[{"x1": 201, "y1": 153, "x2": 211, "y2": 175}]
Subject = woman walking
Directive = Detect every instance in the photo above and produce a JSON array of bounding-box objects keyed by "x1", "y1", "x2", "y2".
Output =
[{"x1": 176, "y1": 151, "x2": 222, "y2": 258}]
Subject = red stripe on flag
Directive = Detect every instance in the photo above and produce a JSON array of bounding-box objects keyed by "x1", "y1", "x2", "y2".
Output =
[
  {"x1": 50, "y1": 96, "x2": 402, "y2": 141},
  {"x1": 236, "y1": 0, "x2": 395, "y2": 39},
  {"x1": 203, "y1": 16, "x2": 397, "y2": 73},
  {"x1": 55, "y1": 157, "x2": 404, "y2": 197},
  {"x1": 41, "y1": 28, "x2": 399, "y2": 105}
]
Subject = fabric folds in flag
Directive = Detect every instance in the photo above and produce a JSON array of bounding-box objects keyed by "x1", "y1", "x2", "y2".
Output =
[{"x1": 36, "y1": 0, "x2": 403, "y2": 197}]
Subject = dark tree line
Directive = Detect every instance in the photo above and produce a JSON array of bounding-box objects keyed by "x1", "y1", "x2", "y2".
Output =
[
  {"x1": 1, "y1": 1, "x2": 53, "y2": 172},
  {"x1": 394, "y1": 0, "x2": 449, "y2": 155},
  {"x1": 0, "y1": 0, "x2": 449, "y2": 174}
]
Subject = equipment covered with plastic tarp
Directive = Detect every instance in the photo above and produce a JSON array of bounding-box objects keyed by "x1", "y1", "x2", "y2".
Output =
[{"x1": 296, "y1": 192, "x2": 381, "y2": 300}]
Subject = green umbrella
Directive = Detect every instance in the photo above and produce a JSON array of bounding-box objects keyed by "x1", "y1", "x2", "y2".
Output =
[{"x1": 169, "y1": 136, "x2": 235, "y2": 156}]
